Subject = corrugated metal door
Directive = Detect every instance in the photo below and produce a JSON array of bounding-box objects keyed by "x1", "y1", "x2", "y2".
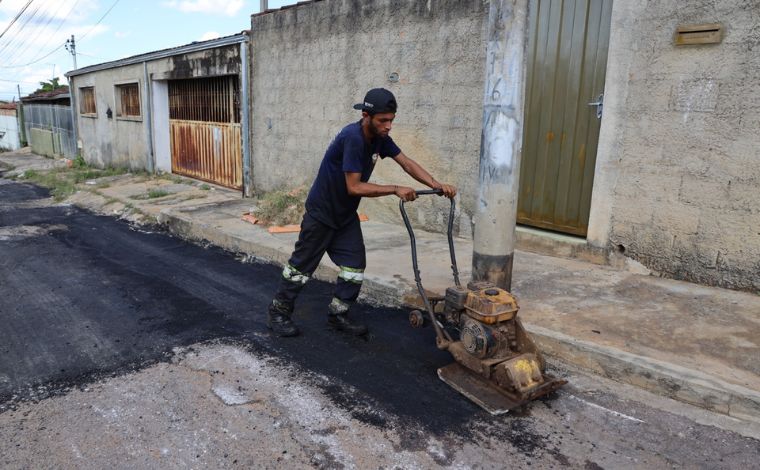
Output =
[
  {"x1": 518, "y1": 0, "x2": 613, "y2": 236},
  {"x1": 169, "y1": 76, "x2": 243, "y2": 190}
]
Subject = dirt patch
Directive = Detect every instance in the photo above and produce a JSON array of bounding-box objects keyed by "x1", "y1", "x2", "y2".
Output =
[{"x1": 253, "y1": 186, "x2": 307, "y2": 226}]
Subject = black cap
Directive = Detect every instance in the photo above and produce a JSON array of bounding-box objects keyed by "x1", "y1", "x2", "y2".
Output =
[{"x1": 353, "y1": 88, "x2": 397, "y2": 114}]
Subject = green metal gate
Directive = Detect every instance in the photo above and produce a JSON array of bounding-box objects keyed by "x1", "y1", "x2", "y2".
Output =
[{"x1": 518, "y1": 0, "x2": 613, "y2": 236}]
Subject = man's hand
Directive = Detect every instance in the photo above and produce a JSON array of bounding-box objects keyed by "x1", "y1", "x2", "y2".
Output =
[
  {"x1": 394, "y1": 185, "x2": 417, "y2": 202},
  {"x1": 432, "y1": 180, "x2": 457, "y2": 199}
]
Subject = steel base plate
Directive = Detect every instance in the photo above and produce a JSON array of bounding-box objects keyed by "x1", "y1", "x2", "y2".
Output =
[{"x1": 438, "y1": 362, "x2": 525, "y2": 415}]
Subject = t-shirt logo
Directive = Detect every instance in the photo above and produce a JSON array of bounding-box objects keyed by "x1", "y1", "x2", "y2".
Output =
[{"x1": 371, "y1": 153, "x2": 379, "y2": 165}]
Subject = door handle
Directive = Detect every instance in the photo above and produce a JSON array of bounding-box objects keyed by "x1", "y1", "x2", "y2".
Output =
[{"x1": 587, "y1": 93, "x2": 603, "y2": 119}]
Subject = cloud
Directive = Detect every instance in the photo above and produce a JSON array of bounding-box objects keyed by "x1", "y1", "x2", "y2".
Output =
[
  {"x1": 0, "y1": 0, "x2": 107, "y2": 68},
  {"x1": 199, "y1": 31, "x2": 221, "y2": 41},
  {"x1": 0, "y1": 0, "x2": 99, "y2": 23},
  {"x1": 162, "y1": 0, "x2": 245, "y2": 17},
  {"x1": 114, "y1": 31, "x2": 131, "y2": 39}
]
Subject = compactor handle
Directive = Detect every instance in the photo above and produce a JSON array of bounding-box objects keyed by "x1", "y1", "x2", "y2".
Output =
[
  {"x1": 399, "y1": 189, "x2": 459, "y2": 287},
  {"x1": 414, "y1": 189, "x2": 444, "y2": 196},
  {"x1": 399, "y1": 189, "x2": 460, "y2": 347}
]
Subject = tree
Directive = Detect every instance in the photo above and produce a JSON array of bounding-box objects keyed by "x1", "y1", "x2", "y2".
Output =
[{"x1": 35, "y1": 77, "x2": 61, "y2": 93}]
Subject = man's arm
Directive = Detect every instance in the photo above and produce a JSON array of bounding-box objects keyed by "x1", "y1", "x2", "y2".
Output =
[
  {"x1": 345, "y1": 172, "x2": 417, "y2": 201},
  {"x1": 393, "y1": 152, "x2": 457, "y2": 198},
  {"x1": 344, "y1": 152, "x2": 457, "y2": 202}
]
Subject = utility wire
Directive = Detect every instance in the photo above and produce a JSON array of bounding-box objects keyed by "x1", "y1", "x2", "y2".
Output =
[
  {"x1": 0, "y1": 0, "x2": 76, "y2": 66},
  {"x1": 0, "y1": 0, "x2": 48, "y2": 59},
  {"x1": 75, "y1": 51, "x2": 105, "y2": 60},
  {"x1": 79, "y1": 0, "x2": 121, "y2": 42},
  {"x1": 0, "y1": 0, "x2": 83, "y2": 69},
  {"x1": 0, "y1": 41, "x2": 64, "y2": 68},
  {"x1": 0, "y1": 0, "x2": 35, "y2": 42},
  {"x1": 0, "y1": 78, "x2": 40, "y2": 84},
  {"x1": 0, "y1": 0, "x2": 119, "y2": 71}
]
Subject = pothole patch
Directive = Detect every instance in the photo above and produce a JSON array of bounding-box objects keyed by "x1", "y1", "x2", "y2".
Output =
[
  {"x1": 211, "y1": 384, "x2": 253, "y2": 405},
  {"x1": 0, "y1": 224, "x2": 68, "y2": 241}
]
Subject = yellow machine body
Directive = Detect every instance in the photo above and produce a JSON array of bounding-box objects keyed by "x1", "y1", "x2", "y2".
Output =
[{"x1": 436, "y1": 284, "x2": 566, "y2": 414}]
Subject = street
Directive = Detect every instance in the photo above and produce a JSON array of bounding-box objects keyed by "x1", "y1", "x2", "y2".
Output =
[{"x1": 1, "y1": 176, "x2": 759, "y2": 469}]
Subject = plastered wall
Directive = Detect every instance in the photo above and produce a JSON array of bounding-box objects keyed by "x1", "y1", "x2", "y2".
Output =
[
  {"x1": 589, "y1": 0, "x2": 760, "y2": 293},
  {"x1": 75, "y1": 62, "x2": 148, "y2": 170},
  {"x1": 251, "y1": 0, "x2": 758, "y2": 292},
  {"x1": 0, "y1": 111, "x2": 20, "y2": 151},
  {"x1": 249, "y1": 0, "x2": 488, "y2": 237},
  {"x1": 74, "y1": 45, "x2": 242, "y2": 171}
]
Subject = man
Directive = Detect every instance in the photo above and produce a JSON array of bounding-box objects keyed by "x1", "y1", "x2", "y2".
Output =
[{"x1": 267, "y1": 88, "x2": 457, "y2": 337}]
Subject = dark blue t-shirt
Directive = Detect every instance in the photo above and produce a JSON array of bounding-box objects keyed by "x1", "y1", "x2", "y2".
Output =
[{"x1": 305, "y1": 121, "x2": 401, "y2": 228}]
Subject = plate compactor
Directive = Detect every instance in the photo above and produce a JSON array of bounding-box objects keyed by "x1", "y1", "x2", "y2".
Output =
[{"x1": 400, "y1": 190, "x2": 566, "y2": 414}]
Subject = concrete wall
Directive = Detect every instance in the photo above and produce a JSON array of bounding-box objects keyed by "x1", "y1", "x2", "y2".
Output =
[
  {"x1": 151, "y1": 81, "x2": 171, "y2": 173},
  {"x1": 29, "y1": 128, "x2": 55, "y2": 157},
  {"x1": 588, "y1": 0, "x2": 760, "y2": 292},
  {"x1": 73, "y1": 44, "x2": 243, "y2": 171},
  {"x1": 249, "y1": 0, "x2": 488, "y2": 237},
  {"x1": 74, "y1": 62, "x2": 147, "y2": 169},
  {"x1": 251, "y1": 0, "x2": 759, "y2": 293},
  {"x1": 0, "y1": 111, "x2": 20, "y2": 151}
]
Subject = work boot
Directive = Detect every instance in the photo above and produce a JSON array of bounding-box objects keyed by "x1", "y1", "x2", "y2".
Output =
[
  {"x1": 267, "y1": 300, "x2": 300, "y2": 337},
  {"x1": 327, "y1": 314, "x2": 368, "y2": 336}
]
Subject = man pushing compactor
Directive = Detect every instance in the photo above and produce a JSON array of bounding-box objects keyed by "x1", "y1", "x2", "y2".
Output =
[{"x1": 266, "y1": 88, "x2": 456, "y2": 337}]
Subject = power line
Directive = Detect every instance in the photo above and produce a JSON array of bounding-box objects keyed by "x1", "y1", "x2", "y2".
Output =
[
  {"x1": 0, "y1": 0, "x2": 120, "y2": 71},
  {"x1": 0, "y1": 0, "x2": 76, "y2": 67},
  {"x1": 0, "y1": 41, "x2": 64, "y2": 68},
  {"x1": 0, "y1": 0, "x2": 61, "y2": 60},
  {"x1": 75, "y1": 51, "x2": 105, "y2": 60},
  {"x1": 0, "y1": 0, "x2": 49, "y2": 59},
  {"x1": 0, "y1": 0, "x2": 35, "y2": 42},
  {"x1": 0, "y1": 78, "x2": 40, "y2": 84},
  {"x1": 0, "y1": 0, "x2": 83, "y2": 69},
  {"x1": 79, "y1": 0, "x2": 121, "y2": 42}
]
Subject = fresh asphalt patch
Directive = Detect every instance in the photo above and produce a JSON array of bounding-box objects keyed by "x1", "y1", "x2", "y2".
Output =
[
  {"x1": 3, "y1": 180, "x2": 759, "y2": 467},
  {"x1": 0, "y1": 180, "x2": 556, "y2": 445}
]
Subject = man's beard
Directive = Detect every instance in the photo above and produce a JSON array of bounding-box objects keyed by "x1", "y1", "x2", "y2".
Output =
[{"x1": 368, "y1": 118, "x2": 383, "y2": 137}]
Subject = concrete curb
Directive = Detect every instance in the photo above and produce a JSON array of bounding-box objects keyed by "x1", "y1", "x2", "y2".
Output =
[
  {"x1": 157, "y1": 206, "x2": 760, "y2": 425},
  {"x1": 526, "y1": 325, "x2": 760, "y2": 425}
]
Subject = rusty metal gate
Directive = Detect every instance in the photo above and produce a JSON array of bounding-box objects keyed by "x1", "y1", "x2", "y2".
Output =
[
  {"x1": 517, "y1": 0, "x2": 613, "y2": 236},
  {"x1": 169, "y1": 76, "x2": 242, "y2": 190}
]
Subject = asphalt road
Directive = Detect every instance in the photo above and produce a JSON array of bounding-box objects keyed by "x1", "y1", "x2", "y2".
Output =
[{"x1": 1, "y1": 177, "x2": 758, "y2": 469}]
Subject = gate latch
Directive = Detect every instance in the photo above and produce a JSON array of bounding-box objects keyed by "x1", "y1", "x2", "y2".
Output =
[{"x1": 587, "y1": 94, "x2": 603, "y2": 119}]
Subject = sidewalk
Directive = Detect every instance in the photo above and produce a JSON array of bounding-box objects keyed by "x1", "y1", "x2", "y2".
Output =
[{"x1": 3, "y1": 151, "x2": 759, "y2": 427}]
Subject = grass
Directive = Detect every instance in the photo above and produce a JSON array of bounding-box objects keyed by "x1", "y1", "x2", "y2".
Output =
[
  {"x1": 200, "y1": 184, "x2": 211, "y2": 191},
  {"x1": 18, "y1": 158, "x2": 130, "y2": 201},
  {"x1": 253, "y1": 186, "x2": 308, "y2": 226},
  {"x1": 147, "y1": 189, "x2": 170, "y2": 199},
  {"x1": 129, "y1": 188, "x2": 171, "y2": 200}
]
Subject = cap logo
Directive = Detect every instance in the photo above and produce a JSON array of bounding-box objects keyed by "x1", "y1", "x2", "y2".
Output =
[{"x1": 364, "y1": 101, "x2": 374, "y2": 108}]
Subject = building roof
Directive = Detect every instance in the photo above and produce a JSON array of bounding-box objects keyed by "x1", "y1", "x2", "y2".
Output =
[
  {"x1": 0, "y1": 102, "x2": 17, "y2": 110},
  {"x1": 20, "y1": 86, "x2": 70, "y2": 103},
  {"x1": 66, "y1": 31, "x2": 249, "y2": 78}
]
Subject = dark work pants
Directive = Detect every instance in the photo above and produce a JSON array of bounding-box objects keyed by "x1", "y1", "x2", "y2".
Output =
[{"x1": 273, "y1": 212, "x2": 366, "y2": 315}]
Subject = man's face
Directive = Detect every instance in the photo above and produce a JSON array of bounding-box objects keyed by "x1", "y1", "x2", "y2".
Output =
[{"x1": 365, "y1": 112, "x2": 395, "y2": 138}]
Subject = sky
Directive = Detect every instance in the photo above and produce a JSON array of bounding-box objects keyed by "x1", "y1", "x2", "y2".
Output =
[{"x1": 0, "y1": 0, "x2": 298, "y2": 101}]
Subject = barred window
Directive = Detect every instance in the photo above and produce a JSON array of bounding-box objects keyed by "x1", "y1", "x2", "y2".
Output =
[
  {"x1": 116, "y1": 83, "x2": 140, "y2": 118},
  {"x1": 169, "y1": 76, "x2": 240, "y2": 123},
  {"x1": 79, "y1": 87, "x2": 96, "y2": 115}
]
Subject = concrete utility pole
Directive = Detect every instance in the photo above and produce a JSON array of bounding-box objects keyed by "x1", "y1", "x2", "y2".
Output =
[
  {"x1": 472, "y1": 0, "x2": 529, "y2": 291},
  {"x1": 65, "y1": 35, "x2": 77, "y2": 70},
  {"x1": 17, "y1": 84, "x2": 26, "y2": 146}
]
